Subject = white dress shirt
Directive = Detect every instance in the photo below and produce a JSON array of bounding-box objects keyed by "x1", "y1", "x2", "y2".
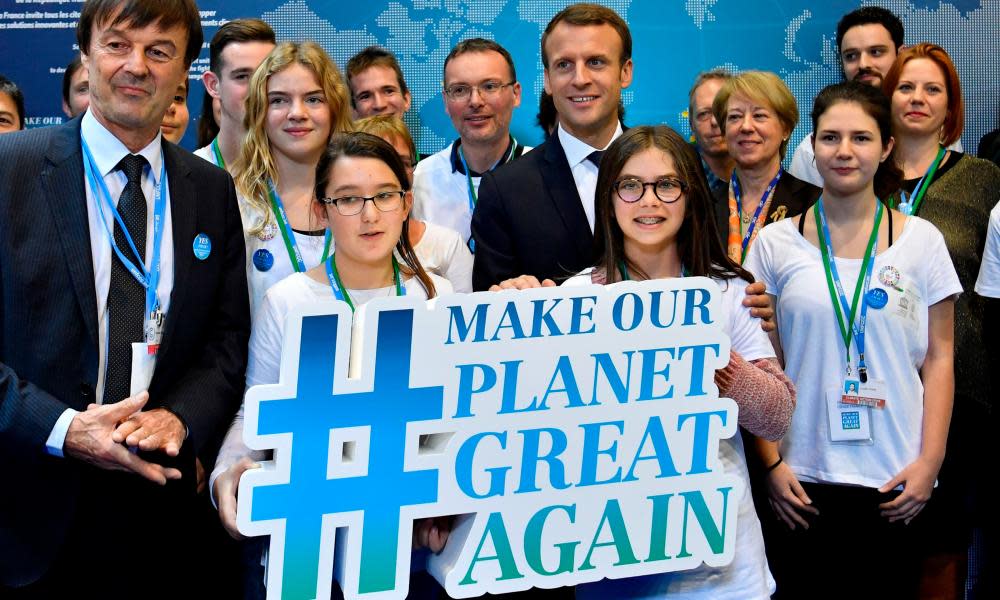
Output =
[
  {"x1": 46, "y1": 110, "x2": 176, "y2": 456},
  {"x1": 557, "y1": 122, "x2": 624, "y2": 232}
]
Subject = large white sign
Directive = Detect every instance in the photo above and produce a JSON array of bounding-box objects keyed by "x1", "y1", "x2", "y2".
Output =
[{"x1": 238, "y1": 278, "x2": 739, "y2": 599}]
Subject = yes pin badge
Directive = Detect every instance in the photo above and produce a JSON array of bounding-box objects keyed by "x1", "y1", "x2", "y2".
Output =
[
  {"x1": 193, "y1": 233, "x2": 211, "y2": 260},
  {"x1": 866, "y1": 287, "x2": 889, "y2": 309},
  {"x1": 253, "y1": 248, "x2": 274, "y2": 272}
]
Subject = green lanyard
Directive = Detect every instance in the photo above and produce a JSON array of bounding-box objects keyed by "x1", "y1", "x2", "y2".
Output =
[
  {"x1": 458, "y1": 137, "x2": 519, "y2": 211},
  {"x1": 211, "y1": 137, "x2": 225, "y2": 170},
  {"x1": 814, "y1": 200, "x2": 883, "y2": 371},
  {"x1": 326, "y1": 253, "x2": 403, "y2": 312},
  {"x1": 896, "y1": 146, "x2": 945, "y2": 216},
  {"x1": 617, "y1": 260, "x2": 689, "y2": 280},
  {"x1": 268, "y1": 184, "x2": 332, "y2": 272}
]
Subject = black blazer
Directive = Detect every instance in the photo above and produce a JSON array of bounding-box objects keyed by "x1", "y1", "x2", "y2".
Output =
[
  {"x1": 711, "y1": 170, "x2": 822, "y2": 243},
  {"x1": 0, "y1": 118, "x2": 250, "y2": 586},
  {"x1": 471, "y1": 133, "x2": 595, "y2": 290}
]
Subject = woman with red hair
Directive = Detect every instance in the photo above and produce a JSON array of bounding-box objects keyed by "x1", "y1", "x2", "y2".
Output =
[{"x1": 883, "y1": 42, "x2": 1000, "y2": 597}]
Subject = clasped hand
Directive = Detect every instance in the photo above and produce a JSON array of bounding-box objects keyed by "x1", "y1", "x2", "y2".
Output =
[{"x1": 64, "y1": 391, "x2": 185, "y2": 485}]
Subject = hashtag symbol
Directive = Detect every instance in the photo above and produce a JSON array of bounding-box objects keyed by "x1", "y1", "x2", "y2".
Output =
[{"x1": 245, "y1": 308, "x2": 443, "y2": 599}]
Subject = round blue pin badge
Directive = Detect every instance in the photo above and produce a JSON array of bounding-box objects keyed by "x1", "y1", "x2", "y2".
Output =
[
  {"x1": 866, "y1": 287, "x2": 889, "y2": 309},
  {"x1": 193, "y1": 233, "x2": 211, "y2": 261},
  {"x1": 253, "y1": 248, "x2": 274, "y2": 272}
]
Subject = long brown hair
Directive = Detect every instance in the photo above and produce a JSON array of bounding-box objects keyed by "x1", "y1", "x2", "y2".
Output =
[
  {"x1": 314, "y1": 132, "x2": 437, "y2": 298},
  {"x1": 593, "y1": 125, "x2": 753, "y2": 284}
]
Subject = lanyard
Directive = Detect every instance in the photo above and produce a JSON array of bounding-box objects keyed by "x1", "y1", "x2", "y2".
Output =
[
  {"x1": 211, "y1": 137, "x2": 225, "y2": 170},
  {"x1": 458, "y1": 137, "x2": 519, "y2": 212},
  {"x1": 815, "y1": 198, "x2": 883, "y2": 382},
  {"x1": 617, "y1": 260, "x2": 689, "y2": 280},
  {"x1": 268, "y1": 182, "x2": 332, "y2": 272},
  {"x1": 732, "y1": 168, "x2": 782, "y2": 262},
  {"x1": 897, "y1": 146, "x2": 945, "y2": 216},
  {"x1": 81, "y1": 137, "x2": 167, "y2": 320},
  {"x1": 325, "y1": 253, "x2": 405, "y2": 312}
]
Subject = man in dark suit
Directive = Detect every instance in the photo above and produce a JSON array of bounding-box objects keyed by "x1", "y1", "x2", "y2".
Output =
[
  {"x1": 0, "y1": 0, "x2": 249, "y2": 595},
  {"x1": 471, "y1": 3, "x2": 633, "y2": 291}
]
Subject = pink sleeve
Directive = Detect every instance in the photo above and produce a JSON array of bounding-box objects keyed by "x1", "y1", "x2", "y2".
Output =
[{"x1": 716, "y1": 351, "x2": 795, "y2": 441}]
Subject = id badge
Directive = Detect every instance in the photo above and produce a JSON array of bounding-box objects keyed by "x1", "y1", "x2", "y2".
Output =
[
  {"x1": 129, "y1": 342, "x2": 157, "y2": 396},
  {"x1": 144, "y1": 308, "x2": 165, "y2": 354},
  {"x1": 840, "y1": 378, "x2": 887, "y2": 409},
  {"x1": 826, "y1": 387, "x2": 873, "y2": 444}
]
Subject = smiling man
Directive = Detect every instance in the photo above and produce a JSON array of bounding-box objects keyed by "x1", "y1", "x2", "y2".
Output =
[
  {"x1": 412, "y1": 38, "x2": 529, "y2": 245},
  {"x1": 471, "y1": 3, "x2": 632, "y2": 289},
  {"x1": 345, "y1": 45, "x2": 412, "y2": 120},
  {"x1": 0, "y1": 0, "x2": 250, "y2": 595}
]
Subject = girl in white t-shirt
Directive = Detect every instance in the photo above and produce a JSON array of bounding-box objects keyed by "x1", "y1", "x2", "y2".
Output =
[
  {"x1": 497, "y1": 125, "x2": 796, "y2": 599},
  {"x1": 211, "y1": 134, "x2": 453, "y2": 594},
  {"x1": 230, "y1": 41, "x2": 354, "y2": 317},
  {"x1": 743, "y1": 81, "x2": 960, "y2": 598}
]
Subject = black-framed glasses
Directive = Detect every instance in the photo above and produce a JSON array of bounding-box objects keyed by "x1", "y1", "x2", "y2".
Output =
[
  {"x1": 443, "y1": 80, "x2": 516, "y2": 101},
  {"x1": 614, "y1": 177, "x2": 686, "y2": 203},
  {"x1": 318, "y1": 190, "x2": 405, "y2": 216}
]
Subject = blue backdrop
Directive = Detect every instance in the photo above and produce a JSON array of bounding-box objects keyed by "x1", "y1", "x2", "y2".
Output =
[{"x1": 1, "y1": 0, "x2": 997, "y2": 157}]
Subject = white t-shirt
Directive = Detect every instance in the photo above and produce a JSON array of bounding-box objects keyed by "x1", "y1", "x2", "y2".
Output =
[
  {"x1": 974, "y1": 200, "x2": 1000, "y2": 298},
  {"x1": 789, "y1": 135, "x2": 964, "y2": 188},
  {"x1": 198, "y1": 141, "x2": 331, "y2": 320},
  {"x1": 744, "y1": 216, "x2": 961, "y2": 489},
  {"x1": 565, "y1": 269, "x2": 777, "y2": 600},
  {"x1": 413, "y1": 220, "x2": 473, "y2": 293},
  {"x1": 210, "y1": 271, "x2": 453, "y2": 499},
  {"x1": 412, "y1": 140, "x2": 532, "y2": 243}
]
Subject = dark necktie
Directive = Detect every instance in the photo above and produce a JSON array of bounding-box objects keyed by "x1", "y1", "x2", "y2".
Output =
[
  {"x1": 104, "y1": 154, "x2": 148, "y2": 404},
  {"x1": 586, "y1": 150, "x2": 604, "y2": 168}
]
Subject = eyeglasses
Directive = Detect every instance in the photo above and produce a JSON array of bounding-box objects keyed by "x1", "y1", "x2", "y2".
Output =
[
  {"x1": 319, "y1": 191, "x2": 405, "y2": 216},
  {"x1": 443, "y1": 80, "x2": 516, "y2": 102},
  {"x1": 614, "y1": 177, "x2": 686, "y2": 204}
]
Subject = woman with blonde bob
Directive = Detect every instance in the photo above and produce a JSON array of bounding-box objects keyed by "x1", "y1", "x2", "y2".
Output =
[
  {"x1": 712, "y1": 71, "x2": 821, "y2": 264},
  {"x1": 231, "y1": 40, "x2": 354, "y2": 315}
]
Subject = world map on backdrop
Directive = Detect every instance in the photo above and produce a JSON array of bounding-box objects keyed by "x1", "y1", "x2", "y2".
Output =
[{"x1": 1, "y1": 0, "x2": 996, "y2": 157}]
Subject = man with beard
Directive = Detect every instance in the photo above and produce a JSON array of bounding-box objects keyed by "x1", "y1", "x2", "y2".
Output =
[{"x1": 788, "y1": 6, "x2": 904, "y2": 185}]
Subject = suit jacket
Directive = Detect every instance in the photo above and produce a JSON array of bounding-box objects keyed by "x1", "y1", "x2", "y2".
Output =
[
  {"x1": 711, "y1": 170, "x2": 822, "y2": 243},
  {"x1": 471, "y1": 133, "x2": 595, "y2": 290},
  {"x1": 0, "y1": 117, "x2": 250, "y2": 586}
]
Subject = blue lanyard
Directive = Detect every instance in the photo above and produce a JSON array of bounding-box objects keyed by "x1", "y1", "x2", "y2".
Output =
[
  {"x1": 81, "y1": 137, "x2": 167, "y2": 320},
  {"x1": 732, "y1": 168, "x2": 783, "y2": 256},
  {"x1": 816, "y1": 199, "x2": 882, "y2": 381},
  {"x1": 325, "y1": 253, "x2": 406, "y2": 312},
  {"x1": 268, "y1": 181, "x2": 331, "y2": 272}
]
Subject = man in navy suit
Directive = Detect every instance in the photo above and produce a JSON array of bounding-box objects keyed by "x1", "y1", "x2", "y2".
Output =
[
  {"x1": 0, "y1": 0, "x2": 249, "y2": 595},
  {"x1": 471, "y1": 3, "x2": 633, "y2": 290}
]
